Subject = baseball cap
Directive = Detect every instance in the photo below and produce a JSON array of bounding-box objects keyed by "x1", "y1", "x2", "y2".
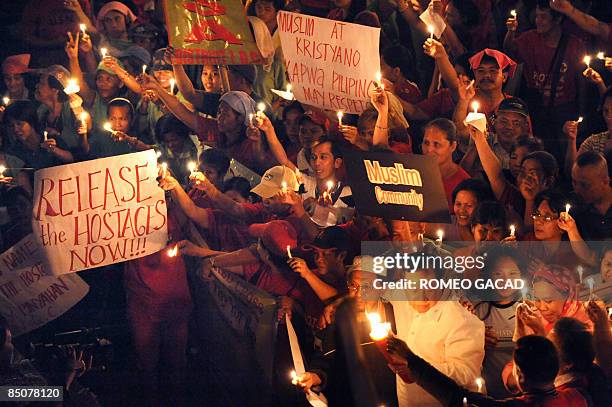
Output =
[
  {"x1": 498, "y1": 97, "x2": 529, "y2": 118},
  {"x1": 114, "y1": 45, "x2": 151, "y2": 66},
  {"x1": 42, "y1": 65, "x2": 71, "y2": 89},
  {"x1": 251, "y1": 166, "x2": 299, "y2": 199},
  {"x1": 347, "y1": 255, "x2": 384, "y2": 276},
  {"x1": 2, "y1": 54, "x2": 31, "y2": 75},
  {"x1": 248, "y1": 220, "x2": 298, "y2": 257},
  {"x1": 228, "y1": 65, "x2": 257, "y2": 85}
]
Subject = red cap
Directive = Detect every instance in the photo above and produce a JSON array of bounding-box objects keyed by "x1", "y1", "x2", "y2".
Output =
[
  {"x1": 469, "y1": 49, "x2": 517, "y2": 78},
  {"x1": 2, "y1": 54, "x2": 31, "y2": 75},
  {"x1": 248, "y1": 220, "x2": 298, "y2": 257}
]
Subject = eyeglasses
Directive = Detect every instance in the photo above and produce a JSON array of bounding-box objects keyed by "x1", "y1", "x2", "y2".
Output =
[
  {"x1": 347, "y1": 283, "x2": 372, "y2": 294},
  {"x1": 532, "y1": 212, "x2": 558, "y2": 222}
]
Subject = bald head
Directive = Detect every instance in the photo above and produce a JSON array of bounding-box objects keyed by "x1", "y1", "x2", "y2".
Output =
[{"x1": 572, "y1": 152, "x2": 610, "y2": 204}]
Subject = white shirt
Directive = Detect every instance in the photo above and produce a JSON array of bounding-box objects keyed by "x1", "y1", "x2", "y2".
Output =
[
  {"x1": 390, "y1": 301, "x2": 485, "y2": 407},
  {"x1": 301, "y1": 174, "x2": 353, "y2": 226}
]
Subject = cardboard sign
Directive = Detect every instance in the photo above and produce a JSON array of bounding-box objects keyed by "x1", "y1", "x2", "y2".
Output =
[
  {"x1": 0, "y1": 234, "x2": 89, "y2": 336},
  {"x1": 32, "y1": 151, "x2": 168, "y2": 274},
  {"x1": 342, "y1": 150, "x2": 451, "y2": 223},
  {"x1": 277, "y1": 11, "x2": 380, "y2": 114},
  {"x1": 163, "y1": 0, "x2": 262, "y2": 65}
]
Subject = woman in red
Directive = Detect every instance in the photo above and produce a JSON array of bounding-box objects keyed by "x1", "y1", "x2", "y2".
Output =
[{"x1": 123, "y1": 201, "x2": 193, "y2": 404}]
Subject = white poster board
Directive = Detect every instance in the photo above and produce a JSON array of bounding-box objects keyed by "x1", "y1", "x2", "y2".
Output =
[
  {"x1": 31, "y1": 150, "x2": 168, "y2": 275},
  {"x1": 277, "y1": 11, "x2": 381, "y2": 114}
]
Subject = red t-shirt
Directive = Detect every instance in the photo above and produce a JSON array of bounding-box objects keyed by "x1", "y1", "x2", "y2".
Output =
[
  {"x1": 442, "y1": 166, "x2": 471, "y2": 212},
  {"x1": 393, "y1": 78, "x2": 423, "y2": 105},
  {"x1": 416, "y1": 88, "x2": 456, "y2": 119},
  {"x1": 515, "y1": 30, "x2": 586, "y2": 106},
  {"x1": 124, "y1": 206, "x2": 193, "y2": 319}
]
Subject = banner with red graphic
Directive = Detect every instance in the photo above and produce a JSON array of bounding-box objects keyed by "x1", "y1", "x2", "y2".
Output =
[{"x1": 163, "y1": 0, "x2": 262, "y2": 65}]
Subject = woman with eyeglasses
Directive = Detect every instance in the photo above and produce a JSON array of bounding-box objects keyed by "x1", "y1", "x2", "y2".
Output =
[{"x1": 523, "y1": 190, "x2": 596, "y2": 273}]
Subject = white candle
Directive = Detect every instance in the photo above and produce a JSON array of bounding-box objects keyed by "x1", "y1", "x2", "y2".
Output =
[
  {"x1": 476, "y1": 377, "x2": 484, "y2": 393},
  {"x1": 471, "y1": 101, "x2": 480, "y2": 114},
  {"x1": 577, "y1": 266, "x2": 583, "y2": 284},
  {"x1": 577, "y1": 117, "x2": 583, "y2": 124},
  {"x1": 79, "y1": 23, "x2": 87, "y2": 35},
  {"x1": 257, "y1": 102, "x2": 266, "y2": 116},
  {"x1": 161, "y1": 162, "x2": 168, "y2": 178},
  {"x1": 436, "y1": 229, "x2": 444, "y2": 245},
  {"x1": 100, "y1": 48, "x2": 108, "y2": 58},
  {"x1": 427, "y1": 25, "x2": 434, "y2": 39},
  {"x1": 337, "y1": 111, "x2": 343, "y2": 126},
  {"x1": 0, "y1": 165, "x2": 5, "y2": 178},
  {"x1": 43, "y1": 131, "x2": 48, "y2": 141},
  {"x1": 587, "y1": 277, "x2": 594, "y2": 299},
  {"x1": 583, "y1": 55, "x2": 591, "y2": 69},
  {"x1": 2, "y1": 96, "x2": 9, "y2": 105},
  {"x1": 596, "y1": 52, "x2": 605, "y2": 60},
  {"x1": 286, "y1": 245, "x2": 292, "y2": 259},
  {"x1": 509, "y1": 224, "x2": 516, "y2": 237},
  {"x1": 510, "y1": 9, "x2": 517, "y2": 17},
  {"x1": 79, "y1": 111, "x2": 88, "y2": 127},
  {"x1": 463, "y1": 397, "x2": 468, "y2": 407},
  {"x1": 169, "y1": 78, "x2": 176, "y2": 94},
  {"x1": 565, "y1": 203, "x2": 571, "y2": 220},
  {"x1": 281, "y1": 181, "x2": 288, "y2": 193},
  {"x1": 286, "y1": 83, "x2": 292, "y2": 93},
  {"x1": 142, "y1": 65, "x2": 147, "y2": 75},
  {"x1": 187, "y1": 161, "x2": 197, "y2": 175}
]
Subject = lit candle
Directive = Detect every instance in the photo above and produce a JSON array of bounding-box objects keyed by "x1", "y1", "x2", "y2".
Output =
[
  {"x1": 367, "y1": 312, "x2": 391, "y2": 341},
  {"x1": 64, "y1": 78, "x2": 80, "y2": 95},
  {"x1": 187, "y1": 161, "x2": 197, "y2": 175},
  {"x1": 286, "y1": 245, "x2": 293, "y2": 259},
  {"x1": 471, "y1": 101, "x2": 480, "y2": 114},
  {"x1": 565, "y1": 203, "x2": 571, "y2": 220},
  {"x1": 583, "y1": 55, "x2": 591, "y2": 69},
  {"x1": 596, "y1": 52, "x2": 605, "y2": 60},
  {"x1": 326, "y1": 180, "x2": 334, "y2": 196},
  {"x1": 2, "y1": 96, "x2": 9, "y2": 105},
  {"x1": 281, "y1": 181, "x2": 288, "y2": 193},
  {"x1": 286, "y1": 83, "x2": 292, "y2": 93},
  {"x1": 103, "y1": 122, "x2": 114, "y2": 134},
  {"x1": 257, "y1": 102, "x2": 266, "y2": 117},
  {"x1": 290, "y1": 370, "x2": 298, "y2": 385},
  {"x1": 249, "y1": 113, "x2": 255, "y2": 127},
  {"x1": 427, "y1": 25, "x2": 434, "y2": 39},
  {"x1": 100, "y1": 48, "x2": 108, "y2": 58},
  {"x1": 155, "y1": 150, "x2": 162, "y2": 158},
  {"x1": 374, "y1": 71, "x2": 383, "y2": 89},
  {"x1": 167, "y1": 244, "x2": 178, "y2": 257},
  {"x1": 0, "y1": 165, "x2": 5, "y2": 178},
  {"x1": 587, "y1": 277, "x2": 594, "y2": 300},
  {"x1": 476, "y1": 377, "x2": 484, "y2": 393},
  {"x1": 142, "y1": 65, "x2": 147, "y2": 75},
  {"x1": 436, "y1": 229, "x2": 444, "y2": 245},
  {"x1": 509, "y1": 224, "x2": 516, "y2": 237},
  {"x1": 510, "y1": 9, "x2": 517, "y2": 18},
  {"x1": 463, "y1": 397, "x2": 468, "y2": 407},
  {"x1": 577, "y1": 266, "x2": 583, "y2": 284},
  {"x1": 169, "y1": 78, "x2": 176, "y2": 94},
  {"x1": 161, "y1": 162, "x2": 168, "y2": 178},
  {"x1": 337, "y1": 111, "x2": 343, "y2": 126},
  {"x1": 417, "y1": 233, "x2": 424, "y2": 242},
  {"x1": 577, "y1": 117, "x2": 583, "y2": 124},
  {"x1": 79, "y1": 111, "x2": 88, "y2": 127},
  {"x1": 43, "y1": 131, "x2": 48, "y2": 141},
  {"x1": 79, "y1": 23, "x2": 87, "y2": 35}
]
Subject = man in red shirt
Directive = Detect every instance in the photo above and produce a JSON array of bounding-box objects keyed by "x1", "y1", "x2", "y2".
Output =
[{"x1": 504, "y1": 0, "x2": 586, "y2": 163}]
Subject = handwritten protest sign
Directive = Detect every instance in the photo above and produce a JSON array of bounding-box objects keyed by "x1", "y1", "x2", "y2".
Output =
[
  {"x1": 163, "y1": 0, "x2": 262, "y2": 65},
  {"x1": 0, "y1": 234, "x2": 89, "y2": 336},
  {"x1": 277, "y1": 11, "x2": 381, "y2": 114},
  {"x1": 343, "y1": 150, "x2": 451, "y2": 223},
  {"x1": 32, "y1": 150, "x2": 168, "y2": 275}
]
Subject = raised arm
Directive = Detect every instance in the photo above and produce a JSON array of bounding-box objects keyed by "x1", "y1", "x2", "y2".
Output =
[
  {"x1": 423, "y1": 38, "x2": 460, "y2": 100},
  {"x1": 101, "y1": 57, "x2": 142, "y2": 94},
  {"x1": 65, "y1": 32, "x2": 95, "y2": 106},
  {"x1": 165, "y1": 47, "x2": 207, "y2": 109},
  {"x1": 452, "y1": 80, "x2": 475, "y2": 143},
  {"x1": 159, "y1": 175, "x2": 210, "y2": 229},
  {"x1": 190, "y1": 172, "x2": 249, "y2": 220},
  {"x1": 371, "y1": 87, "x2": 390, "y2": 147},
  {"x1": 551, "y1": 0, "x2": 610, "y2": 40},
  {"x1": 503, "y1": 13, "x2": 519, "y2": 56},
  {"x1": 141, "y1": 75, "x2": 199, "y2": 131},
  {"x1": 469, "y1": 125, "x2": 507, "y2": 200},
  {"x1": 256, "y1": 114, "x2": 296, "y2": 170}
]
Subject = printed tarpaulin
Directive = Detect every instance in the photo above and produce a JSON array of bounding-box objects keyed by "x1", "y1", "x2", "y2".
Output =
[{"x1": 163, "y1": 0, "x2": 263, "y2": 65}]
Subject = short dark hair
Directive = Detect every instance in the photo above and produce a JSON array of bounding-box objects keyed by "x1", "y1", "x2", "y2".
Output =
[
  {"x1": 452, "y1": 178, "x2": 495, "y2": 204},
  {"x1": 453, "y1": 0, "x2": 480, "y2": 26},
  {"x1": 481, "y1": 245, "x2": 525, "y2": 280},
  {"x1": 521, "y1": 151, "x2": 558, "y2": 180},
  {"x1": 514, "y1": 335, "x2": 559, "y2": 385},
  {"x1": 513, "y1": 135, "x2": 544, "y2": 153},
  {"x1": 246, "y1": 0, "x2": 284, "y2": 15},
  {"x1": 534, "y1": 189, "x2": 568, "y2": 216},
  {"x1": 223, "y1": 176, "x2": 252, "y2": 199},
  {"x1": 281, "y1": 101, "x2": 304, "y2": 121},
  {"x1": 155, "y1": 114, "x2": 190, "y2": 141},
  {"x1": 201, "y1": 148, "x2": 230, "y2": 175},
  {"x1": 107, "y1": 97, "x2": 134, "y2": 119},
  {"x1": 3, "y1": 100, "x2": 40, "y2": 132},
  {"x1": 311, "y1": 136, "x2": 342, "y2": 159},
  {"x1": 425, "y1": 118, "x2": 457, "y2": 143},
  {"x1": 470, "y1": 201, "x2": 507, "y2": 228},
  {"x1": 537, "y1": 0, "x2": 563, "y2": 21},
  {"x1": 552, "y1": 317, "x2": 594, "y2": 372},
  {"x1": 575, "y1": 151, "x2": 606, "y2": 168},
  {"x1": 382, "y1": 45, "x2": 416, "y2": 80}
]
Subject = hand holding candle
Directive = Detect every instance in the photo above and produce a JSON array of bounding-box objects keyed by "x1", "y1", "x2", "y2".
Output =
[
  {"x1": 167, "y1": 244, "x2": 179, "y2": 257},
  {"x1": 464, "y1": 100, "x2": 487, "y2": 133},
  {"x1": 79, "y1": 23, "x2": 87, "y2": 36},
  {"x1": 286, "y1": 245, "x2": 293, "y2": 259},
  {"x1": 564, "y1": 203, "x2": 571, "y2": 220},
  {"x1": 583, "y1": 55, "x2": 591, "y2": 69},
  {"x1": 476, "y1": 377, "x2": 484, "y2": 393}
]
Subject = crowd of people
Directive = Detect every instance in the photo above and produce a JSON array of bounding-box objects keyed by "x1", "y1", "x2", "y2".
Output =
[{"x1": 0, "y1": 0, "x2": 610, "y2": 406}]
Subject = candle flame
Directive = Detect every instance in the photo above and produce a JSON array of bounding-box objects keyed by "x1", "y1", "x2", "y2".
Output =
[
  {"x1": 286, "y1": 84, "x2": 292, "y2": 93},
  {"x1": 103, "y1": 122, "x2": 113, "y2": 132},
  {"x1": 436, "y1": 229, "x2": 444, "y2": 240},
  {"x1": 169, "y1": 78, "x2": 176, "y2": 93},
  {"x1": 0, "y1": 165, "x2": 6, "y2": 175},
  {"x1": 286, "y1": 245, "x2": 293, "y2": 259},
  {"x1": 565, "y1": 203, "x2": 571, "y2": 213},
  {"x1": 161, "y1": 162, "x2": 168, "y2": 173},
  {"x1": 476, "y1": 377, "x2": 483, "y2": 391},
  {"x1": 326, "y1": 180, "x2": 334, "y2": 191},
  {"x1": 510, "y1": 9, "x2": 517, "y2": 17},
  {"x1": 583, "y1": 55, "x2": 591, "y2": 65},
  {"x1": 101, "y1": 48, "x2": 108, "y2": 58},
  {"x1": 79, "y1": 111, "x2": 88, "y2": 122},
  {"x1": 257, "y1": 102, "x2": 266, "y2": 113},
  {"x1": 2, "y1": 96, "x2": 9, "y2": 105},
  {"x1": 375, "y1": 71, "x2": 382, "y2": 83},
  {"x1": 596, "y1": 52, "x2": 605, "y2": 60},
  {"x1": 187, "y1": 161, "x2": 197, "y2": 173},
  {"x1": 471, "y1": 101, "x2": 480, "y2": 113},
  {"x1": 366, "y1": 312, "x2": 391, "y2": 341},
  {"x1": 167, "y1": 244, "x2": 178, "y2": 257},
  {"x1": 336, "y1": 111, "x2": 343, "y2": 120},
  {"x1": 577, "y1": 117, "x2": 583, "y2": 123},
  {"x1": 79, "y1": 23, "x2": 86, "y2": 32},
  {"x1": 427, "y1": 25, "x2": 434, "y2": 35},
  {"x1": 510, "y1": 224, "x2": 516, "y2": 236}
]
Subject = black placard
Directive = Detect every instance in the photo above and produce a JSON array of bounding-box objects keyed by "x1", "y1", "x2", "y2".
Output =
[{"x1": 343, "y1": 150, "x2": 451, "y2": 223}]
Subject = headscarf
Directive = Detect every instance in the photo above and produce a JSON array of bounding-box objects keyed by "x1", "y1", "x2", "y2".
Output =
[
  {"x1": 533, "y1": 264, "x2": 590, "y2": 332},
  {"x1": 469, "y1": 48, "x2": 517, "y2": 78},
  {"x1": 219, "y1": 91, "x2": 257, "y2": 127},
  {"x1": 96, "y1": 1, "x2": 137, "y2": 33}
]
